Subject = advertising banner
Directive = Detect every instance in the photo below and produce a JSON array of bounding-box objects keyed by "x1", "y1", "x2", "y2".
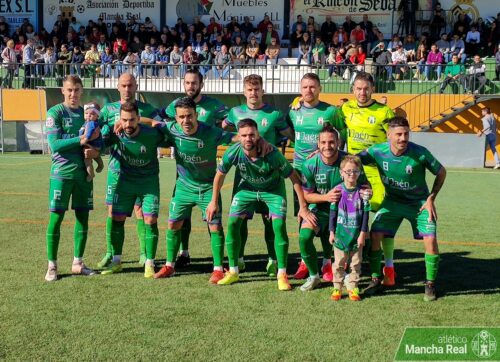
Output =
[
  {"x1": 166, "y1": 0, "x2": 285, "y2": 37},
  {"x1": 0, "y1": 0, "x2": 38, "y2": 32},
  {"x1": 43, "y1": 0, "x2": 161, "y2": 31}
]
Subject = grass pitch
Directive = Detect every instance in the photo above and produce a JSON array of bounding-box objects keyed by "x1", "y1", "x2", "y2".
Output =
[{"x1": 0, "y1": 154, "x2": 499, "y2": 361}]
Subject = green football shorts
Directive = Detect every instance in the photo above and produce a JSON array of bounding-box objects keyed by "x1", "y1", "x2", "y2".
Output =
[
  {"x1": 169, "y1": 181, "x2": 222, "y2": 225},
  {"x1": 48, "y1": 176, "x2": 93, "y2": 212},
  {"x1": 106, "y1": 169, "x2": 142, "y2": 207},
  {"x1": 371, "y1": 198, "x2": 437, "y2": 239},
  {"x1": 111, "y1": 176, "x2": 160, "y2": 217},
  {"x1": 230, "y1": 182, "x2": 287, "y2": 220}
]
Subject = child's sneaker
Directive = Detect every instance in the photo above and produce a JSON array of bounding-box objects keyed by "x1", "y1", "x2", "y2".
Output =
[
  {"x1": 348, "y1": 288, "x2": 361, "y2": 301},
  {"x1": 331, "y1": 288, "x2": 342, "y2": 301}
]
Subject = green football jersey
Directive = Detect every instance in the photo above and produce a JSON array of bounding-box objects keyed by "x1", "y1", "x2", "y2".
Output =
[
  {"x1": 45, "y1": 103, "x2": 86, "y2": 180},
  {"x1": 165, "y1": 95, "x2": 228, "y2": 126},
  {"x1": 100, "y1": 100, "x2": 161, "y2": 173},
  {"x1": 218, "y1": 143, "x2": 294, "y2": 192},
  {"x1": 225, "y1": 104, "x2": 289, "y2": 145},
  {"x1": 359, "y1": 142, "x2": 443, "y2": 203},
  {"x1": 301, "y1": 151, "x2": 367, "y2": 213},
  {"x1": 287, "y1": 101, "x2": 345, "y2": 170},
  {"x1": 161, "y1": 121, "x2": 234, "y2": 190},
  {"x1": 109, "y1": 124, "x2": 164, "y2": 179}
]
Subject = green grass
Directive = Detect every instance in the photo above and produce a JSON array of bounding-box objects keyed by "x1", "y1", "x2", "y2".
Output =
[{"x1": 0, "y1": 153, "x2": 499, "y2": 361}]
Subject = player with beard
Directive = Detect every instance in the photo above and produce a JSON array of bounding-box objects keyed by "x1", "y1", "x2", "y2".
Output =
[
  {"x1": 207, "y1": 118, "x2": 317, "y2": 290},
  {"x1": 161, "y1": 69, "x2": 229, "y2": 268}
]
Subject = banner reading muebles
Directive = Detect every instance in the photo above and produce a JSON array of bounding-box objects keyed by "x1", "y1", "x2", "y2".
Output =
[{"x1": 166, "y1": 0, "x2": 285, "y2": 37}]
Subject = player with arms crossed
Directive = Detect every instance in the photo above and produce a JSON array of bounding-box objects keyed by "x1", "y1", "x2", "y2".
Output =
[
  {"x1": 359, "y1": 117, "x2": 446, "y2": 301},
  {"x1": 206, "y1": 118, "x2": 317, "y2": 290},
  {"x1": 153, "y1": 98, "x2": 269, "y2": 284},
  {"x1": 299, "y1": 124, "x2": 371, "y2": 291},
  {"x1": 101, "y1": 102, "x2": 168, "y2": 278},
  {"x1": 222, "y1": 74, "x2": 294, "y2": 276},
  {"x1": 288, "y1": 72, "x2": 345, "y2": 281},
  {"x1": 161, "y1": 69, "x2": 229, "y2": 268},
  {"x1": 97, "y1": 73, "x2": 162, "y2": 269},
  {"x1": 44, "y1": 75, "x2": 97, "y2": 281}
]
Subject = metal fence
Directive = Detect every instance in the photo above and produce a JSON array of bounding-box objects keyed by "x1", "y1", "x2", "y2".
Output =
[{"x1": 1, "y1": 62, "x2": 498, "y2": 96}]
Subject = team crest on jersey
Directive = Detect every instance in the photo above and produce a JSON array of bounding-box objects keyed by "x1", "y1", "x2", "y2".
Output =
[
  {"x1": 317, "y1": 117, "x2": 324, "y2": 125},
  {"x1": 239, "y1": 164, "x2": 247, "y2": 172},
  {"x1": 45, "y1": 117, "x2": 55, "y2": 128},
  {"x1": 199, "y1": 108, "x2": 206, "y2": 117},
  {"x1": 261, "y1": 118, "x2": 268, "y2": 127},
  {"x1": 296, "y1": 116, "x2": 304, "y2": 125},
  {"x1": 140, "y1": 145, "x2": 147, "y2": 154},
  {"x1": 406, "y1": 165, "x2": 413, "y2": 174},
  {"x1": 63, "y1": 118, "x2": 72, "y2": 128},
  {"x1": 198, "y1": 140, "x2": 204, "y2": 148},
  {"x1": 368, "y1": 116, "x2": 376, "y2": 124}
]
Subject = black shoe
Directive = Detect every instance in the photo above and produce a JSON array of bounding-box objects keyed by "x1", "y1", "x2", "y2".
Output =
[
  {"x1": 175, "y1": 254, "x2": 191, "y2": 268},
  {"x1": 424, "y1": 281, "x2": 437, "y2": 302},
  {"x1": 363, "y1": 277, "x2": 382, "y2": 295}
]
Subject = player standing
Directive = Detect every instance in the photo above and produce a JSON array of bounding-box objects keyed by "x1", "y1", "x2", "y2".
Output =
[
  {"x1": 206, "y1": 118, "x2": 317, "y2": 290},
  {"x1": 299, "y1": 124, "x2": 370, "y2": 291},
  {"x1": 45, "y1": 75, "x2": 96, "y2": 281},
  {"x1": 341, "y1": 72, "x2": 396, "y2": 285},
  {"x1": 288, "y1": 72, "x2": 345, "y2": 280},
  {"x1": 223, "y1": 74, "x2": 294, "y2": 276},
  {"x1": 162, "y1": 69, "x2": 229, "y2": 268},
  {"x1": 101, "y1": 102, "x2": 167, "y2": 278},
  {"x1": 153, "y1": 97, "x2": 236, "y2": 284},
  {"x1": 97, "y1": 73, "x2": 162, "y2": 268},
  {"x1": 359, "y1": 117, "x2": 446, "y2": 301}
]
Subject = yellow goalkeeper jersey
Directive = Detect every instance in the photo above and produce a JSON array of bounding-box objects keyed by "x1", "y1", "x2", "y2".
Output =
[{"x1": 341, "y1": 100, "x2": 395, "y2": 154}]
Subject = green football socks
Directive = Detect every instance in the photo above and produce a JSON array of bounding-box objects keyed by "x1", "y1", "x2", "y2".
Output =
[
  {"x1": 210, "y1": 230, "x2": 225, "y2": 268},
  {"x1": 73, "y1": 211, "x2": 89, "y2": 258},
  {"x1": 136, "y1": 218, "x2": 146, "y2": 257},
  {"x1": 180, "y1": 218, "x2": 191, "y2": 252},
  {"x1": 166, "y1": 229, "x2": 182, "y2": 263},
  {"x1": 370, "y1": 248, "x2": 383, "y2": 278},
  {"x1": 105, "y1": 216, "x2": 113, "y2": 256},
  {"x1": 272, "y1": 218, "x2": 289, "y2": 269},
  {"x1": 299, "y1": 227, "x2": 318, "y2": 276},
  {"x1": 46, "y1": 212, "x2": 65, "y2": 261},
  {"x1": 425, "y1": 253, "x2": 440, "y2": 281},
  {"x1": 144, "y1": 223, "x2": 158, "y2": 260},
  {"x1": 226, "y1": 216, "x2": 244, "y2": 267},
  {"x1": 238, "y1": 218, "x2": 249, "y2": 258},
  {"x1": 110, "y1": 220, "x2": 125, "y2": 255}
]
